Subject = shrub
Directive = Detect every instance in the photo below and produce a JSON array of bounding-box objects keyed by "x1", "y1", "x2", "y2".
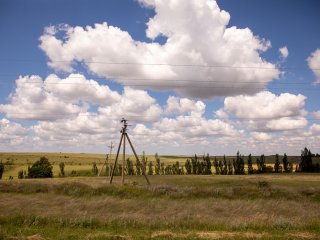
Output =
[
  {"x1": 28, "y1": 157, "x2": 53, "y2": 178},
  {"x1": 92, "y1": 162, "x2": 98, "y2": 175},
  {"x1": 18, "y1": 170, "x2": 24, "y2": 179},
  {"x1": 59, "y1": 162, "x2": 65, "y2": 177},
  {"x1": 0, "y1": 161, "x2": 4, "y2": 179}
]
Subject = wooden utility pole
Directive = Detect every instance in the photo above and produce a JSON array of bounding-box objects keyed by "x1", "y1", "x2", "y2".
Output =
[
  {"x1": 98, "y1": 142, "x2": 114, "y2": 177},
  {"x1": 110, "y1": 119, "x2": 150, "y2": 185}
]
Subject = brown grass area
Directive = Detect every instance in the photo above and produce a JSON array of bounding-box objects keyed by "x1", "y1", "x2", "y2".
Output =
[
  {"x1": 0, "y1": 186, "x2": 319, "y2": 227},
  {"x1": 6, "y1": 235, "x2": 45, "y2": 240},
  {"x1": 0, "y1": 175, "x2": 320, "y2": 239}
]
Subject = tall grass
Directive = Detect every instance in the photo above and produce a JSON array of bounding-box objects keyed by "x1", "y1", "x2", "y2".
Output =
[{"x1": 0, "y1": 175, "x2": 320, "y2": 239}]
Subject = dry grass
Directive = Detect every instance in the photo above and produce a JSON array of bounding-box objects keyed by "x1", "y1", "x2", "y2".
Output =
[{"x1": 0, "y1": 175, "x2": 320, "y2": 239}]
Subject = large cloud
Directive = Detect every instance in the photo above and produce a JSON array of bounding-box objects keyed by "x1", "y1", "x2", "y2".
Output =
[
  {"x1": 307, "y1": 49, "x2": 320, "y2": 84},
  {"x1": 165, "y1": 96, "x2": 205, "y2": 116},
  {"x1": 0, "y1": 74, "x2": 122, "y2": 121},
  {"x1": 219, "y1": 91, "x2": 308, "y2": 132},
  {"x1": 39, "y1": 0, "x2": 279, "y2": 99},
  {"x1": 0, "y1": 118, "x2": 29, "y2": 147},
  {"x1": 98, "y1": 87, "x2": 162, "y2": 122},
  {"x1": 0, "y1": 75, "x2": 82, "y2": 121},
  {"x1": 44, "y1": 74, "x2": 121, "y2": 105}
]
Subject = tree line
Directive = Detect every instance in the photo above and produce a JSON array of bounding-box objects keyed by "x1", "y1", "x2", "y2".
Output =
[
  {"x1": 103, "y1": 147, "x2": 320, "y2": 177},
  {"x1": 0, "y1": 147, "x2": 319, "y2": 179}
]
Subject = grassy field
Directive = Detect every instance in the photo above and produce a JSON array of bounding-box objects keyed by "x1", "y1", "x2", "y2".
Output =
[
  {"x1": 0, "y1": 152, "x2": 308, "y2": 179},
  {"x1": 0, "y1": 152, "x2": 189, "y2": 179},
  {"x1": 0, "y1": 174, "x2": 320, "y2": 239}
]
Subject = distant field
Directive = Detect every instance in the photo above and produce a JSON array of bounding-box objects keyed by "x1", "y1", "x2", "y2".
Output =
[
  {"x1": 0, "y1": 152, "x2": 309, "y2": 179},
  {"x1": 0, "y1": 174, "x2": 319, "y2": 239}
]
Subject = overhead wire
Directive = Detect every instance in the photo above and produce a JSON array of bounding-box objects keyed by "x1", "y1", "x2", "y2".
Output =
[
  {"x1": 1, "y1": 111, "x2": 319, "y2": 121},
  {"x1": 0, "y1": 58, "x2": 319, "y2": 71}
]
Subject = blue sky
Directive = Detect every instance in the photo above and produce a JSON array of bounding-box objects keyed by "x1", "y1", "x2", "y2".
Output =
[{"x1": 0, "y1": 0, "x2": 319, "y2": 155}]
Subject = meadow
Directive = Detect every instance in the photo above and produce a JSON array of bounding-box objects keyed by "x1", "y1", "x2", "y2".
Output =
[
  {"x1": 0, "y1": 152, "x2": 303, "y2": 179},
  {"x1": 0, "y1": 152, "x2": 188, "y2": 179},
  {"x1": 0, "y1": 152, "x2": 319, "y2": 239}
]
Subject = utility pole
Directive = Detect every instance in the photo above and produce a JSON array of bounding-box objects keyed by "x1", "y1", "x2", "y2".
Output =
[
  {"x1": 110, "y1": 118, "x2": 150, "y2": 185},
  {"x1": 98, "y1": 142, "x2": 114, "y2": 177},
  {"x1": 108, "y1": 142, "x2": 114, "y2": 176}
]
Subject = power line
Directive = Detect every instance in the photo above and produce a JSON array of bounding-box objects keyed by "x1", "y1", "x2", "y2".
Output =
[
  {"x1": 0, "y1": 77, "x2": 316, "y2": 85},
  {"x1": 1, "y1": 111, "x2": 319, "y2": 121},
  {"x1": 0, "y1": 84, "x2": 317, "y2": 92},
  {"x1": 0, "y1": 59, "x2": 320, "y2": 71}
]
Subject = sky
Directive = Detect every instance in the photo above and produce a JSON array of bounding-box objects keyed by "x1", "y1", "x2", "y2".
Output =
[{"x1": 0, "y1": 0, "x2": 320, "y2": 155}]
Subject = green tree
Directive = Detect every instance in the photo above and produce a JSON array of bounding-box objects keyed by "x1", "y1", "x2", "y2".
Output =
[
  {"x1": 185, "y1": 159, "x2": 192, "y2": 174},
  {"x1": 141, "y1": 152, "x2": 147, "y2": 174},
  {"x1": 223, "y1": 155, "x2": 227, "y2": 175},
  {"x1": 197, "y1": 160, "x2": 203, "y2": 174},
  {"x1": 247, "y1": 154, "x2": 253, "y2": 174},
  {"x1": 282, "y1": 153, "x2": 288, "y2": 172},
  {"x1": 148, "y1": 161, "x2": 153, "y2": 175},
  {"x1": 257, "y1": 155, "x2": 266, "y2": 173},
  {"x1": 213, "y1": 157, "x2": 219, "y2": 175},
  {"x1": 227, "y1": 161, "x2": 233, "y2": 175},
  {"x1": 59, "y1": 162, "x2": 65, "y2": 177},
  {"x1": 218, "y1": 160, "x2": 223, "y2": 175},
  {"x1": 160, "y1": 162, "x2": 165, "y2": 175},
  {"x1": 126, "y1": 159, "x2": 135, "y2": 175},
  {"x1": 234, "y1": 152, "x2": 245, "y2": 174},
  {"x1": 0, "y1": 160, "x2": 4, "y2": 179},
  {"x1": 135, "y1": 159, "x2": 141, "y2": 175},
  {"x1": 173, "y1": 162, "x2": 180, "y2": 175},
  {"x1": 204, "y1": 154, "x2": 212, "y2": 175},
  {"x1": 165, "y1": 165, "x2": 173, "y2": 175},
  {"x1": 274, "y1": 154, "x2": 280, "y2": 173},
  {"x1": 28, "y1": 157, "x2": 53, "y2": 178},
  {"x1": 155, "y1": 153, "x2": 161, "y2": 175},
  {"x1": 191, "y1": 155, "x2": 198, "y2": 174},
  {"x1": 300, "y1": 147, "x2": 313, "y2": 172}
]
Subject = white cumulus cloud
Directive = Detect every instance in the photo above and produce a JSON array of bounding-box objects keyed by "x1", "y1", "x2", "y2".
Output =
[
  {"x1": 44, "y1": 74, "x2": 121, "y2": 105},
  {"x1": 307, "y1": 49, "x2": 320, "y2": 84},
  {"x1": 279, "y1": 46, "x2": 289, "y2": 60},
  {"x1": 310, "y1": 124, "x2": 320, "y2": 135},
  {"x1": 221, "y1": 91, "x2": 308, "y2": 132},
  {"x1": 251, "y1": 132, "x2": 272, "y2": 141},
  {"x1": 165, "y1": 96, "x2": 205, "y2": 116},
  {"x1": 98, "y1": 87, "x2": 162, "y2": 123},
  {"x1": 39, "y1": 0, "x2": 279, "y2": 99},
  {"x1": 0, "y1": 75, "x2": 82, "y2": 121},
  {"x1": 0, "y1": 118, "x2": 29, "y2": 148}
]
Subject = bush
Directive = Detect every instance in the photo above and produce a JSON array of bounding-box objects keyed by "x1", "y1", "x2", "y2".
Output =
[
  {"x1": 59, "y1": 162, "x2": 65, "y2": 177},
  {"x1": 92, "y1": 162, "x2": 98, "y2": 175},
  {"x1": 0, "y1": 161, "x2": 4, "y2": 179},
  {"x1": 28, "y1": 157, "x2": 53, "y2": 178},
  {"x1": 18, "y1": 170, "x2": 24, "y2": 179}
]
